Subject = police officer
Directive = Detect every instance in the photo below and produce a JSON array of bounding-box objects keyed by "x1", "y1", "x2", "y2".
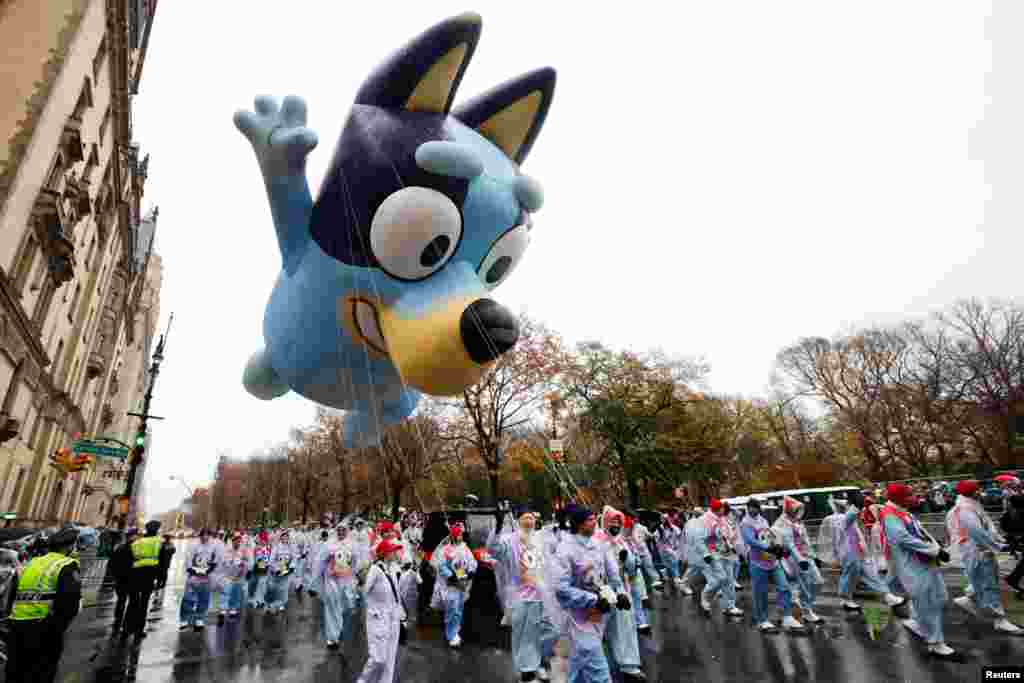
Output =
[
  {"x1": 125, "y1": 520, "x2": 162, "y2": 641},
  {"x1": 109, "y1": 527, "x2": 139, "y2": 636},
  {"x1": 5, "y1": 525, "x2": 83, "y2": 683}
]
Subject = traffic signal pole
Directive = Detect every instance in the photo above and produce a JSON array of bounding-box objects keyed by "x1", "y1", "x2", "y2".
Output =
[{"x1": 118, "y1": 313, "x2": 173, "y2": 529}]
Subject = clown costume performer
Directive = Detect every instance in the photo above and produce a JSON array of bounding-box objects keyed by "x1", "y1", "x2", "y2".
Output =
[
  {"x1": 740, "y1": 499, "x2": 800, "y2": 632},
  {"x1": 292, "y1": 528, "x2": 311, "y2": 593},
  {"x1": 355, "y1": 540, "x2": 406, "y2": 683},
  {"x1": 249, "y1": 531, "x2": 272, "y2": 608},
  {"x1": 554, "y1": 506, "x2": 624, "y2": 683},
  {"x1": 179, "y1": 529, "x2": 220, "y2": 630},
  {"x1": 218, "y1": 533, "x2": 252, "y2": 617},
  {"x1": 488, "y1": 506, "x2": 559, "y2": 682},
  {"x1": 620, "y1": 516, "x2": 651, "y2": 633},
  {"x1": 595, "y1": 507, "x2": 646, "y2": 682},
  {"x1": 946, "y1": 480, "x2": 1021, "y2": 635},
  {"x1": 692, "y1": 501, "x2": 743, "y2": 619},
  {"x1": 307, "y1": 529, "x2": 330, "y2": 596},
  {"x1": 655, "y1": 513, "x2": 683, "y2": 587},
  {"x1": 771, "y1": 497, "x2": 823, "y2": 623},
  {"x1": 318, "y1": 524, "x2": 364, "y2": 649},
  {"x1": 266, "y1": 531, "x2": 296, "y2": 613},
  {"x1": 879, "y1": 483, "x2": 955, "y2": 658},
  {"x1": 833, "y1": 491, "x2": 906, "y2": 612},
  {"x1": 433, "y1": 523, "x2": 477, "y2": 648}
]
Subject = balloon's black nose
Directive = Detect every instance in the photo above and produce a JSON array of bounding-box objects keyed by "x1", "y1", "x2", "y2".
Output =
[{"x1": 460, "y1": 299, "x2": 519, "y2": 364}]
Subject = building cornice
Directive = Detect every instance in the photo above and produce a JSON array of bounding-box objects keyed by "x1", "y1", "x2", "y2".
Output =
[{"x1": 0, "y1": 0, "x2": 91, "y2": 216}]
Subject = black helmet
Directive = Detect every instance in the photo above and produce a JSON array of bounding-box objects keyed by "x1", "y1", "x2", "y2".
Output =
[
  {"x1": 145, "y1": 520, "x2": 162, "y2": 534},
  {"x1": 48, "y1": 525, "x2": 80, "y2": 550}
]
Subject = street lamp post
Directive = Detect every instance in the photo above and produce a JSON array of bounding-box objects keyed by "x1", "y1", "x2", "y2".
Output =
[{"x1": 120, "y1": 314, "x2": 174, "y2": 529}]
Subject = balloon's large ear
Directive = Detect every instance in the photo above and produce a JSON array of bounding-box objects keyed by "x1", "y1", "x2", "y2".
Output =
[
  {"x1": 452, "y1": 67, "x2": 556, "y2": 164},
  {"x1": 355, "y1": 13, "x2": 482, "y2": 114}
]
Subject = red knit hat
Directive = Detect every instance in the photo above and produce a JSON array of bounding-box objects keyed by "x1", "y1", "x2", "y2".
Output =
[
  {"x1": 710, "y1": 499, "x2": 723, "y2": 512},
  {"x1": 886, "y1": 483, "x2": 914, "y2": 506},
  {"x1": 376, "y1": 539, "x2": 403, "y2": 558},
  {"x1": 376, "y1": 521, "x2": 396, "y2": 535},
  {"x1": 955, "y1": 480, "x2": 979, "y2": 496}
]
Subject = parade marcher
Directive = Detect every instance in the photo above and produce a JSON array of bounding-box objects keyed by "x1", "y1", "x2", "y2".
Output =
[
  {"x1": 156, "y1": 534, "x2": 175, "y2": 590},
  {"x1": 946, "y1": 480, "x2": 1021, "y2": 634},
  {"x1": 655, "y1": 512, "x2": 683, "y2": 588},
  {"x1": 109, "y1": 527, "x2": 138, "y2": 636},
  {"x1": 292, "y1": 526, "x2": 311, "y2": 594},
  {"x1": 554, "y1": 506, "x2": 621, "y2": 683},
  {"x1": 433, "y1": 522, "x2": 477, "y2": 648},
  {"x1": 355, "y1": 539, "x2": 406, "y2": 683},
  {"x1": 306, "y1": 526, "x2": 329, "y2": 595},
  {"x1": 249, "y1": 529, "x2": 272, "y2": 608},
  {"x1": 398, "y1": 515, "x2": 424, "y2": 621},
  {"x1": 740, "y1": 498, "x2": 800, "y2": 632},
  {"x1": 179, "y1": 528, "x2": 220, "y2": 630},
  {"x1": 678, "y1": 512, "x2": 705, "y2": 597},
  {"x1": 318, "y1": 523, "x2": 363, "y2": 649},
  {"x1": 126, "y1": 520, "x2": 162, "y2": 641},
  {"x1": 5, "y1": 526, "x2": 87, "y2": 683},
  {"x1": 692, "y1": 500, "x2": 743, "y2": 619},
  {"x1": 772, "y1": 496, "x2": 823, "y2": 624},
  {"x1": 728, "y1": 506, "x2": 746, "y2": 590},
  {"x1": 218, "y1": 532, "x2": 251, "y2": 618},
  {"x1": 596, "y1": 507, "x2": 646, "y2": 682},
  {"x1": 489, "y1": 505, "x2": 559, "y2": 682},
  {"x1": 833, "y1": 491, "x2": 906, "y2": 612},
  {"x1": 1002, "y1": 490, "x2": 1024, "y2": 594},
  {"x1": 621, "y1": 516, "x2": 651, "y2": 634},
  {"x1": 878, "y1": 483, "x2": 955, "y2": 657},
  {"x1": 266, "y1": 529, "x2": 296, "y2": 613},
  {"x1": 626, "y1": 512, "x2": 662, "y2": 592}
]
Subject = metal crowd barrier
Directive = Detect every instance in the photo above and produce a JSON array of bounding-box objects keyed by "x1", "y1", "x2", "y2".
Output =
[{"x1": 78, "y1": 551, "x2": 114, "y2": 608}]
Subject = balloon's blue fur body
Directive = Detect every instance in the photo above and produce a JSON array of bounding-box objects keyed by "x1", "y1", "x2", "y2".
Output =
[{"x1": 234, "y1": 14, "x2": 555, "y2": 446}]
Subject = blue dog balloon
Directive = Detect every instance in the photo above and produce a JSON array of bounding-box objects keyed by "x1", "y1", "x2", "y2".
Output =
[{"x1": 234, "y1": 13, "x2": 555, "y2": 446}]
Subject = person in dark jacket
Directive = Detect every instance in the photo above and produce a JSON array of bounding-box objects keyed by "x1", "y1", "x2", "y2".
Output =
[
  {"x1": 110, "y1": 528, "x2": 138, "y2": 635},
  {"x1": 1001, "y1": 493, "x2": 1024, "y2": 593},
  {"x1": 157, "y1": 534, "x2": 176, "y2": 589},
  {"x1": 125, "y1": 520, "x2": 162, "y2": 642},
  {"x1": 5, "y1": 525, "x2": 83, "y2": 683}
]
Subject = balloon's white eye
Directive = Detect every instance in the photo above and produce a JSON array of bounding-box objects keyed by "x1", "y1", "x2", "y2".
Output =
[
  {"x1": 478, "y1": 224, "x2": 530, "y2": 289},
  {"x1": 370, "y1": 187, "x2": 462, "y2": 280}
]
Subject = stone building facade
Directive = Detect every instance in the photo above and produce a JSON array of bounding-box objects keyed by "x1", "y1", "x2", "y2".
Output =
[{"x1": 0, "y1": 0, "x2": 162, "y2": 527}]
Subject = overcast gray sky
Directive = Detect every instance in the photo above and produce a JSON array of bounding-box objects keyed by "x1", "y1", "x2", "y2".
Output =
[{"x1": 132, "y1": 1, "x2": 1021, "y2": 516}]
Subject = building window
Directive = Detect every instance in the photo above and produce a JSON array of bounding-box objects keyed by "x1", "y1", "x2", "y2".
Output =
[
  {"x1": 99, "y1": 106, "x2": 111, "y2": 145},
  {"x1": 9, "y1": 468, "x2": 24, "y2": 511},
  {"x1": 72, "y1": 79, "x2": 93, "y2": 120},
  {"x1": 52, "y1": 340, "x2": 64, "y2": 380},
  {"x1": 86, "y1": 237, "x2": 97, "y2": 271},
  {"x1": 68, "y1": 357, "x2": 79, "y2": 393},
  {"x1": 68, "y1": 284, "x2": 82, "y2": 323},
  {"x1": 93, "y1": 36, "x2": 107, "y2": 81},
  {"x1": 28, "y1": 412, "x2": 42, "y2": 449},
  {"x1": 33, "y1": 281, "x2": 55, "y2": 328},
  {"x1": 84, "y1": 306, "x2": 95, "y2": 342},
  {"x1": 99, "y1": 501, "x2": 105, "y2": 515},
  {"x1": 12, "y1": 235, "x2": 38, "y2": 294}
]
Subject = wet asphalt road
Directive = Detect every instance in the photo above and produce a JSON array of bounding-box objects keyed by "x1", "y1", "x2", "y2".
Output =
[{"x1": 17, "y1": 546, "x2": 1024, "y2": 682}]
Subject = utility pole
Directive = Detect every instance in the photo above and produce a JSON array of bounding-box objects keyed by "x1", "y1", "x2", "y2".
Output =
[{"x1": 118, "y1": 313, "x2": 173, "y2": 529}]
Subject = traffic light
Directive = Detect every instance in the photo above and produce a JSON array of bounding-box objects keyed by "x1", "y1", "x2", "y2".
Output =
[{"x1": 134, "y1": 431, "x2": 146, "y2": 448}]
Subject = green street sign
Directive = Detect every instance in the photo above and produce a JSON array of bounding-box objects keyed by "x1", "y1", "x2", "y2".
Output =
[
  {"x1": 2, "y1": 513, "x2": 16, "y2": 520},
  {"x1": 73, "y1": 441, "x2": 130, "y2": 460}
]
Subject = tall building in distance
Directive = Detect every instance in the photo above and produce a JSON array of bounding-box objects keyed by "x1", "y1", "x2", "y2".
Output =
[{"x1": 0, "y1": 0, "x2": 162, "y2": 527}]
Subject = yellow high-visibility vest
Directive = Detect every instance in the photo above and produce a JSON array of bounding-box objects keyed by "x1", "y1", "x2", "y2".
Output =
[
  {"x1": 131, "y1": 536, "x2": 161, "y2": 568},
  {"x1": 10, "y1": 552, "x2": 78, "y2": 621}
]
